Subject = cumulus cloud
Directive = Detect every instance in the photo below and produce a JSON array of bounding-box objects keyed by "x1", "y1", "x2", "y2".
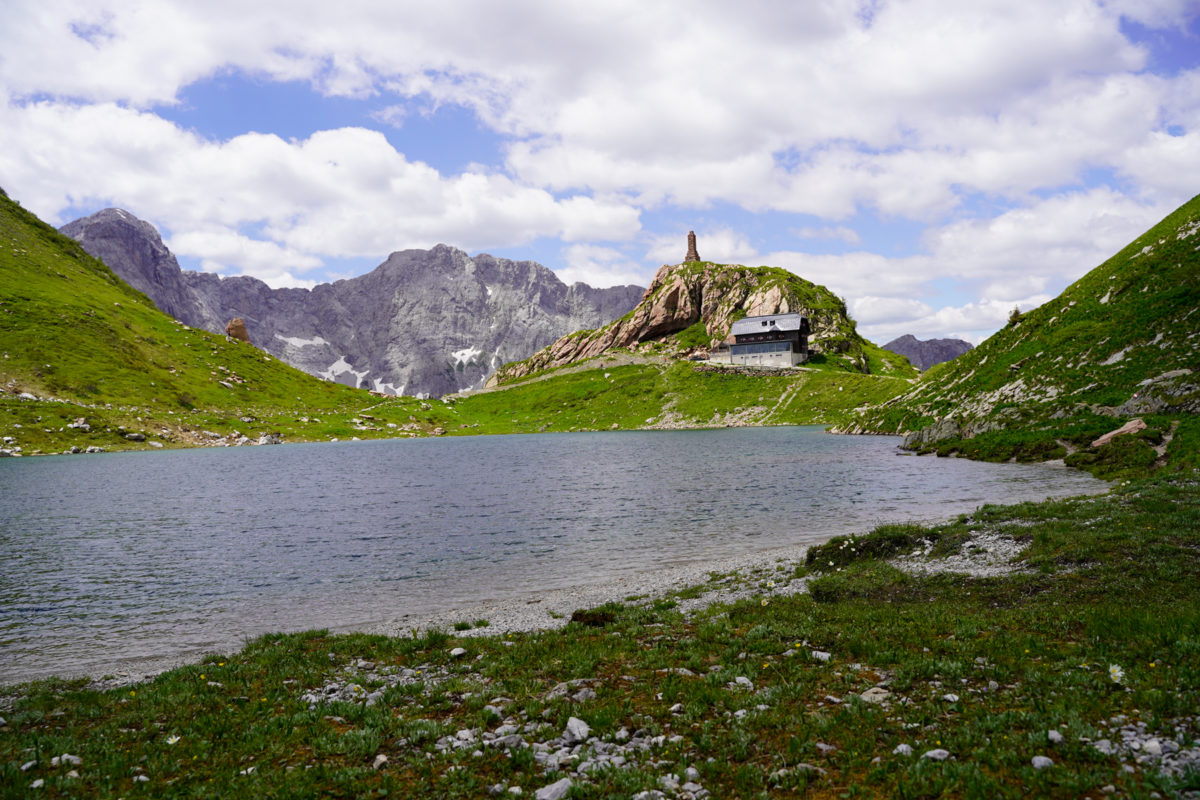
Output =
[
  {"x1": 0, "y1": 0, "x2": 1196, "y2": 332},
  {"x1": 557, "y1": 244, "x2": 651, "y2": 288},
  {"x1": 0, "y1": 99, "x2": 640, "y2": 285}
]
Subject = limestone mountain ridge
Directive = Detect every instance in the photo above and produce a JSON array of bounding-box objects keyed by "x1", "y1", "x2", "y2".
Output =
[
  {"x1": 61, "y1": 209, "x2": 644, "y2": 398},
  {"x1": 490, "y1": 259, "x2": 914, "y2": 385}
]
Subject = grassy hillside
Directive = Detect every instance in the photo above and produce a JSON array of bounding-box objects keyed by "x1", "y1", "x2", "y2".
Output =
[
  {"x1": 449, "y1": 358, "x2": 913, "y2": 434},
  {"x1": 850, "y1": 192, "x2": 1200, "y2": 477},
  {"x1": 0, "y1": 189, "x2": 458, "y2": 454},
  {"x1": 0, "y1": 188, "x2": 918, "y2": 454}
]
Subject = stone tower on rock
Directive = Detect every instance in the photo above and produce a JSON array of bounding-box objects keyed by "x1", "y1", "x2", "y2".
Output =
[{"x1": 685, "y1": 231, "x2": 701, "y2": 262}]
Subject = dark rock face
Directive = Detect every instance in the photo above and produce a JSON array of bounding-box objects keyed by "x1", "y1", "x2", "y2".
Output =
[
  {"x1": 62, "y1": 209, "x2": 644, "y2": 397},
  {"x1": 883, "y1": 334, "x2": 973, "y2": 371}
]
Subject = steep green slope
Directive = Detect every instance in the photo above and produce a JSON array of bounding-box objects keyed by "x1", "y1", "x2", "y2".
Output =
[
  {"x1": 850, "y1": 192, "x2": 1200, "y2": 477},
  {"x1": 0, "y1": 189, "x2": 448, "y2": 453}
]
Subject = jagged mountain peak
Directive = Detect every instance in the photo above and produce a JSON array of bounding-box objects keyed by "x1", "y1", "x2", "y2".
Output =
[{"x1": 61, "y1": 209, "x2": 644, "y2": 397}]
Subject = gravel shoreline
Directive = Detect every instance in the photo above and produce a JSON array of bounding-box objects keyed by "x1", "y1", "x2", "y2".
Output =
[{"x1": 35, "y1": 544, "x2": 814, "y2": 693}]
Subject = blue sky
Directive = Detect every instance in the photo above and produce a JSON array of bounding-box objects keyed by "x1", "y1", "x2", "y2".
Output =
[{"x1": 1, "y1": 0, "x2": 1198, "y2": 344}]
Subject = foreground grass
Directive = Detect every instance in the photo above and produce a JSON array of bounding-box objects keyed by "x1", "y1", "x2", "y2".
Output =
[{"x1": 3, "y1": 466, "x2": 1199, "y2": 798}]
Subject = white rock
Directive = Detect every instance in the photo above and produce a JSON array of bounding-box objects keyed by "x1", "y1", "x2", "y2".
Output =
[
  {"x1": 563, "y1": 716, "x2": 590, "y2": 745},
  {"x1": 861, "y1": 687, "x2": 891, "y2": 703},
  {"x1": 535, "y1": 777, "x2": 572, "y2": 800},
  {"x1": 372, "y1": 754, "x2": 388, "y2": 770},
  {"x1": 1142, "y1": 738, "x2": 1162, "y2": 756},
  {"x1": 1032, "y1": 755, "x2": 1053, "y2": 769},
  {"x1": 811, "y1": 650, "x2": 832, "y2": 662},
  {"x1": 30, "y1": 779, "x2": 44, "y2": 789},
  {"x1": 1048, "y1": 730, "x2": 1064, "y2": 744},
  {"x1": 449, "y1": 647, "x2": 467, "y2": 658},
  {"x1": 921, "y1": 748, "x2": 951, "y2": 761},
  {"x1": 942, "y1": 693, "x2": 960, "y2": 703},
  {"x1": 893, "y1": 744, "x2": 913, "y2": 756}
]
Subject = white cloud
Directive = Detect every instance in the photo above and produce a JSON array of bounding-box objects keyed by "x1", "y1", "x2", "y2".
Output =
[
  {"x1": 557, "y1": 244, "x2": 651, "y2": 288},
  {"x1": 0, "y1": 0, "x2": 1196, "y2": 343},
  {"x1": 793, "y1": 226, "x2": 862, "y2": 245},
  {"x1": 645, "y1": 227, "x2": 759, "y2": 266},
  {"x1": 0, "y1": 99, "x2": 641, "y2": 283}
]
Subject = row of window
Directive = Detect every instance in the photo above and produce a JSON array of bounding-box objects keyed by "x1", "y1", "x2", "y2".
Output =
[{"x1": 730, "y1": 341, "x2": 792, "y2": 355}]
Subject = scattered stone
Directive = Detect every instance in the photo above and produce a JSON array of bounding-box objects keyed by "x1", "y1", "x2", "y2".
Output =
[
  {"x1": 1032, "y1": 755, "x2": 1053, "y2": 769},
  {"x1": 922, "y1": 749, "x2": 951, "y2": 761},
  {"x1": 535, "y1": 777, "x2": 572, "y2": 800},
  {"x1": 815, "y1": 742, "x2": 837, "y2": 754},
  {"x1": 861, "y1": 687, "x2": 891, "y2": 703},
  {"x1": 30, "y1": 779, "x2": 44, "y2": 789},
  {"x1": 124, "y1": 432, "x2": 145, "y2": 441},
  {"x1": 20, "y1": 760, "x2": 36, "y2": 772},
  {"x1": 893, "y1": 744, "x2": 913, "y2": 756},
  {"x1": 449, "y1": 647, "x2": 467, "y2": 658},
  {"x1": 372, "y1": 754, "x2": 388, "y2": 770},
  {"x1": 563, "y1": 716, "x2": 590, "y2": 745},
  {"x1": 1048, "y1": 730, "x2": 1064, "y2": 744},
  {"x1": 942, "y1": 693, "x2": 960, "y2": 703},
  {"x1": 810, "y1": 650, "x2": 831, "y2": 662}
]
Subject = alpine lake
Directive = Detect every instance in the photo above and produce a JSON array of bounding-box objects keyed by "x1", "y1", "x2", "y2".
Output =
[{"x1": 0, "y1": 426, "x2": 1107, "y2": 684}]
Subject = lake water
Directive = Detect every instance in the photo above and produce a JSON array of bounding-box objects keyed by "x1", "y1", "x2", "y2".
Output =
[{"x1": 0, "y1": 427, "x2": 1106, "y2": 684}]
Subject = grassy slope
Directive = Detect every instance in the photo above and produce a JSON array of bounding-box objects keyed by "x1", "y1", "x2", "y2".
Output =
[
  {"x1": 857, "y1": 193, "x2": 1200, "y2": 435},
  {"x1": 0, "y1": 191, "x2": 507, "y2": 453},
  {"x1": 1, "y1": 189, "x2": 916, "y2": 453},
  {"x1": 450, "y1": 359, "x2": 914, "y2": 434}
]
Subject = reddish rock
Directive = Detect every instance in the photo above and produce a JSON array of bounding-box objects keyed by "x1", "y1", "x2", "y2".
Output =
[
  {"x1": 1091, "y1": 418, "x2": 1146, "y2": 448},
  {"x1": 225, "y1": 318, "x2": 251, "y2": 344}
]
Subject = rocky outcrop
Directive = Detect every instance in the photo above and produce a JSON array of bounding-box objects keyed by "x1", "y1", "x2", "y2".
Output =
[
  {"x1": 491, "y1": 261, "x2": 882, "y2": 384},
  {"x1": 225, "y1": 318, "x2": 251, "y2": 344},
  {"x1": 62, "y1": 209, "x2": 643, "y2": 397},
  {"x1": 882, "y1": 335, "x2": 973, "y2": 371}
]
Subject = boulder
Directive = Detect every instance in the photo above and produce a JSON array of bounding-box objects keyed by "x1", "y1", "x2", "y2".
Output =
[
  {"x1": 225, "y1": 318, "x2": 252, "y2": 344},
  {"x1": 1091, "y1": 418, "x2": 1146, "y2": 448}
]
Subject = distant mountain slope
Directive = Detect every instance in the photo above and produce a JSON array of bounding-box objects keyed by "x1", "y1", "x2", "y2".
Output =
[
  {"x1": 62, "y1": 209, "x2": 644, "y2": 398},
  {"x1": 0, "y1": 188, "x2": 373, "y2": 436},
  {"x1": 882, "y1": 334, "x2": 972, "y2": 371},
  {"x1": 491, "y1": 260, "x2": 915, "y2": 384},
  {"x1": 853, "y1": 192, "x2": 1200, "y2": 445}
]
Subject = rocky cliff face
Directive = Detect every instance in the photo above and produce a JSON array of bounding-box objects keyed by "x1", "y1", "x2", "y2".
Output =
[
  {"x1": 491, "y1": 260, "x2": 906, "y2": 384},
  {"x1": 882, "y1": 335, "x2": 973, "y2": 371},
  {"x1": 62, "y1": 209, "x2": 644, "y2": 397}
]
